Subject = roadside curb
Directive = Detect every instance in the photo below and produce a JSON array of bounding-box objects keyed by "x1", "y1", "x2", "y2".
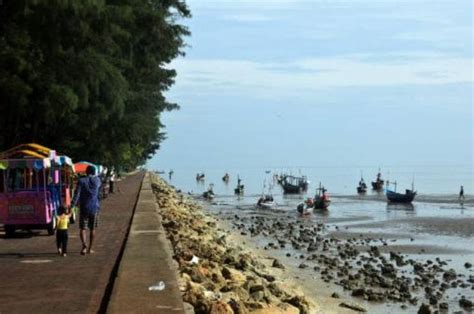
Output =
[{"x1": 108, "y1": 172, "x2": 185, "y2": 313}]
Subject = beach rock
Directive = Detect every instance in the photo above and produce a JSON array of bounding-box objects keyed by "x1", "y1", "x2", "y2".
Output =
[
  {"x1": 351, "y1": 288, "x2": 366, "y2": 297},
  {"x1": 267, "y1": 283, "x2": 284, "y2": 298},
  {"x1": 464, "y1": 262, "x2": 472, "y2": 269},
  {"x1": 262, "y1": 274, "x2": 275, "y2": 283},
  {"x1": 414, "y1": 263, "x2": 425, "y2": 273},
  {"x1": 228, "y1": 298, "x2": 249, "y2": 314},
  {"x1": 381, "y1": 264, "x2": 396, "y2": 278},
  {"x1": 284, "y1": 295, "x2": 310, "y2": 314},
  {"x1": 369, "y1": 246, "x2": 380, "y2": 257},
  {"x1": 417, "y1": 303, "x2": 432, "y2": 314},
  {"x1": 429, "y1": 295, "x2": 438, "y2": 305},
  {"x1": 249, "y1": 284, "x2": 265, "y2": 294},
  {"x1": 307, "y1": 241, "x2": 318, "y2": 252},
  {"x1": 459, "y1": 296, "x2": 472, "y2": 309},
  {"x1": 331, "y1": 292, "x2": 340, "y2": 298},
  {"x1": 438, "y1": 302, "x2": 448, "y2": 311},
  {"x1": 339, "y1": 302, "x2": 367, "y2": 312},
  {"x1": 244, "y1": 301, "x2": 265, "y2": 310},
  {"x1": 443, "y1": 269, "x2": 457, "y2": 281},
  {"x1": 236, "y1": 256, "x2": 251, "y2": 270},
  {"x1": 221, "y1": 267, "x2": 246, "y2": 284},
  {"x1": 210, "y1": 301, "x2": 234, "y2": 314},
  {"x1": 272, "y1": 259, "x2": 285, "y2": 269},
  {"x1": 250, "y1": 290, "x2": 266, "y2": 302}
]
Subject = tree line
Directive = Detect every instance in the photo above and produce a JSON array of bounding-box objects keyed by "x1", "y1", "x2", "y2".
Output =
[{"x1": 0, "y1": 0, "x2": 190, "y2": 171}]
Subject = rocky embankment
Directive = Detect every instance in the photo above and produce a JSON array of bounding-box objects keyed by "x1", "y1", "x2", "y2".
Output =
[{"x1": 151, "y1": 176, "x2": 313, "y2": 314}]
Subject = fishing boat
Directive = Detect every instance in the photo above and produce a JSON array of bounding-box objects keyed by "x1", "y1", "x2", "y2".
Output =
[
  {"x1": 357, "y1": 177, "x2": 367, "y2": 194},
  {"x1": 234, "y1": 176, "x2": 244, "y2": 195},
  {"x1": 196, "y1": 173, "x2": 205, "y2": 182},
  {"x1": 297, "y1": 198, "x2": 314, "y2": 215},
  {"x1": 222, "y1": 173, "x2": 230, "y2": 183},
  {"x1": 203, "y1": 184, "x2": 215, "y2": 200},
  {"x1": 280, "y1": 175, "x2": 309, "y2": 194},
  {"x1": 257, "y1": 195, "x2": 275, "y2": 209},
  {"x1": 313, "y1": 183, "x2": 330, "y2": 210},
  {"x1": 257, "y1": 181, "x2": 275, "y2": 209},
  {"x1": 371, "y1": 170, "x2": 384, "y2": 191},
  {"x1": 386, "y1": 181, "x2": 416, "y2": 203}
]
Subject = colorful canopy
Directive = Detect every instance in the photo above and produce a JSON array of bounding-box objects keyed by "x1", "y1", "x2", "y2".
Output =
[
  {"x1": 74, "y1": 161, "x2": 103, "y2": 175},
  {"x1": 0, "y1": 143, "x2": 51, "y2": 159},
  {"x1": 0, "y1": 143, "x2": 74, "y2": 171},
  {"x1": 0, "y1": 158, "x2": 51, "y2": 170}
]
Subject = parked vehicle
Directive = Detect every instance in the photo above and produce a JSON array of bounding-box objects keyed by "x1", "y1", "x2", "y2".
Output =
[{"x1": 0, "y1": 144, "x2": 75, "y2": 237}]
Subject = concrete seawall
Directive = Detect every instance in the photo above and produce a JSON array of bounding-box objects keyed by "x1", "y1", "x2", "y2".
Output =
[{"x1": 108, "y1": 173, "x2": 185, "y2": 313}]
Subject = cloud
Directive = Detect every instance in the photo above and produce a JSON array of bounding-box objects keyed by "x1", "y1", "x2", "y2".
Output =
[
  {"x1": 394, "y1": 26, "x2": 472, "y2": 49},
  {"x1": 221, "y1": 13, "x2": 274, "y2": 22},
  {"x1": 169, "y1": 53, "x2": 473, "y2": 99}
]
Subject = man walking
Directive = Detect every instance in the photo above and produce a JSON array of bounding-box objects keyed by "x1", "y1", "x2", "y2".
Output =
[{"x1": 72, "y1": 165, "x2": 101, "y2": 255}]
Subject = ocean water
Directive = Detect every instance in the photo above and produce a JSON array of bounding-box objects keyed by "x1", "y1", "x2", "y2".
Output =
[{"x1": 145, "y1": 164, "x2": 472, "y2": 198}]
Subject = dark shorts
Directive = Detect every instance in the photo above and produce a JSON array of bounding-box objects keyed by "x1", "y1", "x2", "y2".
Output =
[{"x1": 79, "y1": 213, "x2": 99, "y2": 230}]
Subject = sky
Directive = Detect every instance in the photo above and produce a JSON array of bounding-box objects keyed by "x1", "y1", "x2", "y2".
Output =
[{"x1": 148, "y1": 0, "x2": 473, "y2": 193}]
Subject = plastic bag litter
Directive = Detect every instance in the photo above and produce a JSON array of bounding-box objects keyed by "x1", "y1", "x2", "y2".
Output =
[
  {"x1": 189, "y1": 255, "x2": 199, "y2": 264},
  {"x1": 148, "y1": 281, "x2": 165, "y2": 291}
]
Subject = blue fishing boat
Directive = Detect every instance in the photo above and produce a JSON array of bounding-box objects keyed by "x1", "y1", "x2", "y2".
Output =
[
  {"x1": 386, "y1": 181, "x2": 416, "y2": 203},
  {"x1": 386, "y1": 189, "x2": 416, "y2": 203}
]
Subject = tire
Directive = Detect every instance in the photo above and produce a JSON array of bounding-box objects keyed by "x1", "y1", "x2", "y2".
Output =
[
  {"x1": 5, "y1": 225, "x2": 15, "y2": 238},
  {"x1": 47, "y1": 216, "x2": 56, "y2": 235}
]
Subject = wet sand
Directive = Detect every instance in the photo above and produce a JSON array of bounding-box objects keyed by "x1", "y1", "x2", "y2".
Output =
[
  {"x1": 163, "y1": 176, "x2": 474, "y2": 313},
  {"x1": 203, "y1": 197, "x2": 474, "y2": 313},
  {"x1": 348, "y1": 217, "x2": 474, "y2": 238}
]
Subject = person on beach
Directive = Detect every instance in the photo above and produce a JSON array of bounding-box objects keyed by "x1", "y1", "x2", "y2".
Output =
[
  {"x1": 72, "y1": 165, "x2": 101, "y2": 255},
  {"x1": 109, "y1": 169, "x2": 116, "y2": 194},
  {"x1": 459, "y1": 185, "x2": 464, "y2": 202},
  {"x1": 56, "y1": 205, "x2": 71, "y2": 257}
]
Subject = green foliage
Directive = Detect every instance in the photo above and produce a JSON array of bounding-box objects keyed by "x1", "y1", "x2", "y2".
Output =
[{"x1": 0, "y1": 0, "x2": 190, "y2": 171}]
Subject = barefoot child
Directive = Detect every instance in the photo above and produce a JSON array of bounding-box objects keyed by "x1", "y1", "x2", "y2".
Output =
[{"x1": 56, "y1": 206, "x2": 71, "y2": 256}]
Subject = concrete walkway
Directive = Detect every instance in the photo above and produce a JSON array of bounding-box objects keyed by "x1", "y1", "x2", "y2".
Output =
[
  {"x1": 0, "y1": 172, "x2": 185, "y2": 313},
  {"x1": 108, "y1": 173, "x2": 185, "y2": 313}
]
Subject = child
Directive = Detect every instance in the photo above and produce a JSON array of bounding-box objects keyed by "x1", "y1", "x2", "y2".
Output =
[{"x1": 56, "y1": 206, "x2": 71, "y2": 257}]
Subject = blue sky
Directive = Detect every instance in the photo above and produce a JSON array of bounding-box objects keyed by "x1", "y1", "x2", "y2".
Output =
[{"x1": 149, "y1": 0, "x2": 473, "y2": 192}]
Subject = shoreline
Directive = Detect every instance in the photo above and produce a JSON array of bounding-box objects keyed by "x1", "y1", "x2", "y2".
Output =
[
  {"x1": 151, "y1": 175, "x2": 318, "y2": 313},
  {"x1": 152, "y1": 174, "x2": 473, "y2": 313},
  {"x1": 214, "y1": 217, "x2": 362, "y2": 314},
  {"x1": 205, "y1": 200, "x2": 474, "y2": 313}
]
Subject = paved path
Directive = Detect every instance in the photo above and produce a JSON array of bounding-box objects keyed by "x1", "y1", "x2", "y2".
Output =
[{"x1": 0, "y1": 172, "x2": 144, "y2": 313}]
